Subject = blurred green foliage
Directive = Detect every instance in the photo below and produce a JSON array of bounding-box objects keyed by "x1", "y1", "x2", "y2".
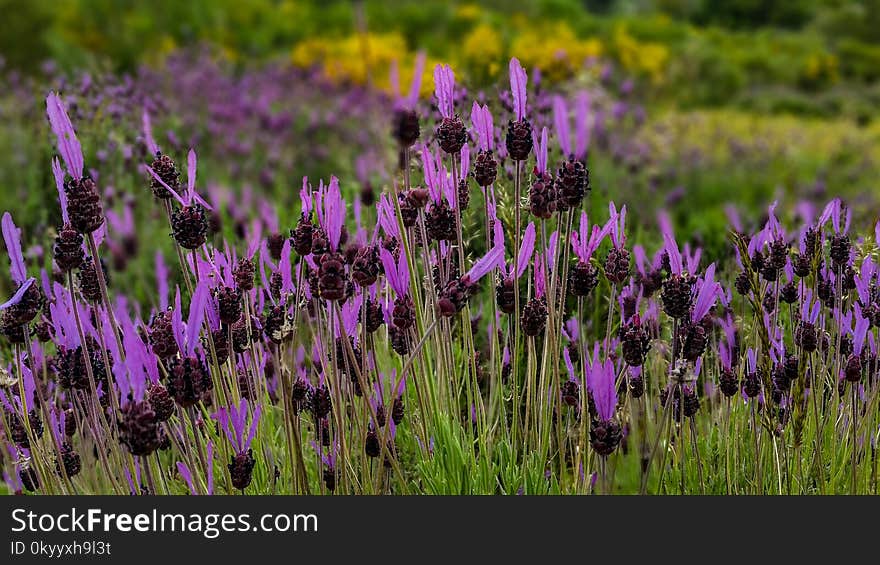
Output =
[{"x1": 1, "y1": 0, "x2": 878, "y2": 121}]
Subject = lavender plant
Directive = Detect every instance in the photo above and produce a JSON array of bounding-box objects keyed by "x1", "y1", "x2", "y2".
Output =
[{"x1": 2, "y1": 56, "x2": 879, "y2": 496}]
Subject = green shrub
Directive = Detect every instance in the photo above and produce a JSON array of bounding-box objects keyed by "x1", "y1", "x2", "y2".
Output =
[{"x1": 836, "y1": 38, "x2": 880, "y2": 83}]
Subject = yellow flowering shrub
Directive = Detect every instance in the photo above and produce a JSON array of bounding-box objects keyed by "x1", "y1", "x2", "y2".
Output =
[
  {"x1": 462, "y1": 23, "x2": 503, "y2": 79},
  {"x1": 292, "y1": 32, "x2": 436, "y2": 99},
  {"x1": 510, "y1": 22, "x2": 602, "y2": 82},
  {"x1": 455, "y1": 3, "x2": 481, "y2": 22},
  {"x1": 613, "y1": 26, "x2": 669, "y2": 85}
]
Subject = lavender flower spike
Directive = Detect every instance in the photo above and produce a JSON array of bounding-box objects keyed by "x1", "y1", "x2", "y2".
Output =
[
  {"x1": 433, "y1": 64, "x2": 455, "y2": 119},
  {"x1": 571, "y1": 211, "x2": 607, "y2": 263},
  {"x1": 509, "y1": 57, "x2": 528, "y2": 122},
  {"x1": 588, "y1": 349, "x2": 617, "y2": 421},
  {"x1": 46, "y1": 92, "x2": 84, "y2": 179},
  {"x1": 323, "y1": 176, "x2": 345, "y2": 251},
  {"x1": 380, "y1": 247, "x2": 409, "y2": 298},
  {"x1": 471, "y1": 101, "x2": 494, "y2": 152},
  {"x1": 214, "y1": 398, "x2": 262, "y2": 455}
]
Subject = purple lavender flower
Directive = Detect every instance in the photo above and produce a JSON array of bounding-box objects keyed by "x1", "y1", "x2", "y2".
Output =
[
  {"x1": 214, "y1": 398, "x2": 261, "y2": 490},
  {"x1": 586, "y1": 345, "x2": 621, "y2": 455},
  {"x1": 506, "y1": 58, "x2": 533, "y2": 161},
  {"x1": 433, "y1": 64, "x2": 466, "y2": 154},
  {"x1": 509, "y1": 58, "x2": 528, "y2": 123},
  {"x1": 494, "y1": 214, "x2": 535, "y2": 314},
  {"x1": 528, "y1": 127, "x2": 555, "y2": 219},
  {"x1": 46, "y1": 92, "x2": 84, "y2": 180},
  {"x1": 603, "y1": 203, "x2": 630, "y2": 284},
  {"x1": 568, "y1": 211, "x2": 607, "y2": 298}
]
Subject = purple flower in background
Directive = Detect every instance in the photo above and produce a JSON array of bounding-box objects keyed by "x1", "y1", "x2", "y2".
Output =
[
  {"x1": 553, "y1": 96, "x2": 572, "y2": 158},
  {"x1": 391, "y1": 53, "x2": 425, "y2": 148},
  {"x1": 391, "y1": 52, "x2": 425, "y2": 112},
  {"x1": 574, "y1": 92, "x2": 591, "y2": 159},
  {"x1": 142, "y1": 107, "x2": 160, "y2": 156}
]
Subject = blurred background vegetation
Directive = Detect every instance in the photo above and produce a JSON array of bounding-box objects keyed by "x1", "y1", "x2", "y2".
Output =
[{"x1": 4, "y1": 0, "x2": 880, "y2": 121}]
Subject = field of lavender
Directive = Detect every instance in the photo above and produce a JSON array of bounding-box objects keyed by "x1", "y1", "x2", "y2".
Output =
[{"x1": 2, "y1": 7, "x2": 880, "y2": 496}]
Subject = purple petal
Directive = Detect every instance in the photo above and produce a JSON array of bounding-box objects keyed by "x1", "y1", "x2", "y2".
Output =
[
  {"x1": 142, "y1": 108, "x2": 160, "y2": 155},
  {"x1": 516, "y1": 222, "x2": 536, "y2": 280},
  {"x1": 187, "y1": 148, "x2": 197, "y2": 196},
  {"x1": 324, "y1": 177, "x2": 345, "y2": 251},
  {"x1": 52, "y1": 157, "x2": 70, "y2": 224},
  {"x1": 186, "y1": 282, "x2": 210, "y2": 356},
  {"x1": 145, "y1": 165, "x2": 186, "y2": 206},
  {"x1": 534, "y1": 127, "x2": 548, "y2": 174},
  {"x1": 300, "y1": 177, "x2": 313, "y2": 216},
  {"x1": 574, "y1": 91, "x2": 590, "y2": 159},
  {"x1": 0, "y1": 278, "x2": 34, "y2": 310},
  {"x1": 433, "y1": 64, "x2": 455, "y2": 118},
  {"x1": 553, "y1": 96, "x2": 571, "y2": 157},
  {"x1": 467, "y1": 242, "x2": 503, "y2": 283},
  {"x1": 177, "y1": 462, "x2": 196, "y2": 495},
  {"x1": 245, "y1": 403, "x2": 261, "y2": 451},
  {"x1": 155, "y1": 251, "x2": 169, "y2": 311},
  {"x1": 46, "y1": 92, "x2": 84, "y2": 179},
  {"x1": 380, "y1": 247, "x2": 402, "y2": 296},
  {"x1": 2, "y1": 213, "x2": 27, "y2": 285},
  {"x1": 563, "y1": 347, "x2": 575, "y2": 380},
  {"x1": 509, "y1": 58, "x2": 528, "y2": 122},
  {"x1": 280, "y1": 239, "x2": 294, "y2": 296},
  {"x1": 405, "y1": 52, "x2": 426, "y2": 109},
  {"x1": 206, "y1": 440, "x2": 215, "y2": 495}
]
